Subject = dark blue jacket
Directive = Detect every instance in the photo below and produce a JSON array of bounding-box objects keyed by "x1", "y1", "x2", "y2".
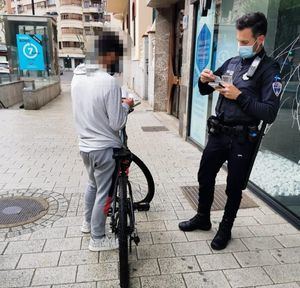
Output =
[{"x1": 198, "y1": 49, "x2": 281, "y2": 124}]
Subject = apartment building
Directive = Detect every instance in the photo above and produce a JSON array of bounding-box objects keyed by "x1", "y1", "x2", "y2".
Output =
[
  {"x1": 106, "y1": 0, "x2": 153, "y2": 98},
  {"x1": 3, "y1": 0, "x2": 111, "y2": 70}
]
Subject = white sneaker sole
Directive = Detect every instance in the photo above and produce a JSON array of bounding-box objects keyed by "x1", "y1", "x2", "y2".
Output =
[
  {"x1": 88, "y1": 244, "x2": 119, "y2": 252},
  {"x1": 81, "y1": 227, "x2": 91, "y2": 233}
]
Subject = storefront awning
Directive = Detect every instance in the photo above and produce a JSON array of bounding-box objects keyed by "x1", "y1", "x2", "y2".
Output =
[
  {"x1": 147, "y1": 0, "x2": 180, "y2": 8},
  {"x1": 106, "y1": 0, "x2": 127, "y2": 13}
]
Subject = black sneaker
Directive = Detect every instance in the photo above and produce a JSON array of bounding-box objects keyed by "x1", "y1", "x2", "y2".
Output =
[
  {"x1": 178, "y1": 213, "x2": 211, "y2": 232},
  {"x1": 211, "y1": 220, "x2": 233, "y2": 250}
]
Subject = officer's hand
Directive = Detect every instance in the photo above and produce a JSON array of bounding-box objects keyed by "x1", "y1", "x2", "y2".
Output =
[
  {"x1": 215, "y1": 83, "x2": 242, "y2": 100},
  {"x1": 200, "y1": 69, "x2": 216, "y2": 83},
  {"x1": 123, "y1": 98, "x2": 134, "y2": 107}
]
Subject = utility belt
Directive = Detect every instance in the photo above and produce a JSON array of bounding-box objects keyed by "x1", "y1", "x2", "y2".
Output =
[{"x1": 207, "y1": 116, "x2": 259, "y2": 143}]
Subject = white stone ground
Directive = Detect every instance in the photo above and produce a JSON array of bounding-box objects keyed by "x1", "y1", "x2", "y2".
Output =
[{"x1": 0, "y1": 74, "x2": 299, "y2": 288}]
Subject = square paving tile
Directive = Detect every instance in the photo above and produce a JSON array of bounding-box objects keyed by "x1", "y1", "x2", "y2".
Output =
[
  {"x1": 0, "y1": 269, "x2": 34, "y2": 288},
  {"x1": 4, "y1": 240, "x2": 45, "y2": 254},
  {"x1": 141, "y1": 274, "x2": 186, "y2": 288},
  {"x1": 183, "y1": 271, "x2": 231, "y2": 288},
  {"x1": 76, "y1": 263, "x2": 118, "y2": 282},
  {"x1": 196, "y1": 253, "x2": 240, "y2": 271},
  {"x1": 32, "y1": 266, "x2": 77, "y2": 286},
  {"x1": 172, "y1": 241, "x2": 211, "y2": 256},
  {"x1": 264, "y1": 263, "x2": 300, "y2": 283},
  {"x1": 269, "y1": 247, "x2": 300, "y2": 264},
  {"x1": 18, "y1": 251, "x2": 60, "y2": 268},
  {"x1": 223, "y1": 267, "x2": 272, "y2": 287},
  {"x1": 233, "y1": 250, "x2": 279, "y2": 267},
  {"x1": 241, "y1": 236, "x2": 283, "y2": 250},
  {"x1": 129, "y1": 259, "x2": 160, "y2": 277},
  {"x1": 0, "y1": 254, "x2": 20, "y2": 270},
  {"x1": 137, "y1": 244, "x2": 175, "y2": 259},
  {"x1": 59, "y1": 250, "x2": 98, "y2": 266},
  {"x1": 158, "y1": 256, "x2": 200, "y2": 274}
]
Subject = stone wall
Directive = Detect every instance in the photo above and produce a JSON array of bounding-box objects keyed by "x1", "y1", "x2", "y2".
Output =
[
  {"x1": 23, "y1": 81, "x2": 61, "y2": 110},
  {"x1": 0, "y1": 81, "x2": 24, "y2": 108},
  {"x1": 153, "y1": 8, "x2": 172, "y2": 112},
  {"x1": 179, "y1": 2, "x2": 195, "y2": 139},
  {"x1": 148, "y1": 31, "x2": 156, "y2": 107}
]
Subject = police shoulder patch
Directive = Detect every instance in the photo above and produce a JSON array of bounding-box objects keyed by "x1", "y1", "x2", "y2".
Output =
[{"x1": 272, "y1": 75, "x2": 282, "y2": 97}]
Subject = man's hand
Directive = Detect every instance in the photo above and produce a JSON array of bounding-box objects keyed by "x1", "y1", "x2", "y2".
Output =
[
  {"x1": 200, "y1": 69, "x2": 216, "y2": 83},
  {"x1": 215, "y1": 82, "x2": 242, "y2": 100},
  {"x1": 123, "y1": 98, "x2": 134, "y2": 107}
]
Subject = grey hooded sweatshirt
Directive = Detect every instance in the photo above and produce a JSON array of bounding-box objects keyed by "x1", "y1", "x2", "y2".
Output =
[{"x1": 71, "y1": 64, "x2": 129, "y2": 152}]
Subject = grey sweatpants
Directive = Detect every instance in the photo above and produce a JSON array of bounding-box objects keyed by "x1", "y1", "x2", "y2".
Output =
[{"x1": 80, "y1": 148, "x2": 115, "y2": 239}]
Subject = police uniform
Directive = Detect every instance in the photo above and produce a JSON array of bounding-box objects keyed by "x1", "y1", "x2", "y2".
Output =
[{"x1": 179, "y1": 48, "x2": 281, "y2": 250}]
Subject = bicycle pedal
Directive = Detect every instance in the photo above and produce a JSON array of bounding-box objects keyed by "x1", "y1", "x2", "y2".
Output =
[
  {"x1": 131, "y1": 235, "x2": 140, "y2": 245},
  {"x1": 135, "y1": 202, "x2": 150, "y2": 212}
]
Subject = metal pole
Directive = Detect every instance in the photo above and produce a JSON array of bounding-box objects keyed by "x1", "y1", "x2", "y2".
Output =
[{"x1": 31, "y1": 0, "x2": 35, "y2": 15}]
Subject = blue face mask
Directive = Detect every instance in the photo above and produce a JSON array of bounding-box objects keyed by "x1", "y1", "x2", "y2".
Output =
[{"x1": 238, "y1": 41, "x2": 257, "y2": 59}]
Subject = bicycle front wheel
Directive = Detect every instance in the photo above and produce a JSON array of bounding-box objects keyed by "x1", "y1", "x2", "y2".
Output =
[
  {"x1": 118, "y1": 176, "x2": 129, "y2": 288},
  {"x1": 129, "y1": 154, "x2": 155, "y2": 204}
]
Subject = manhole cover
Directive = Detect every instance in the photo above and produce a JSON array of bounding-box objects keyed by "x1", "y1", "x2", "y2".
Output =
[
  {"x1": 141, "y1": 126, "x2": 169, "y2": 132},
  {"x1": 181, "y1": 185, "x2": 258, "y2": 211},
  {"x1": 0, "y1": 189, "x2": 69, "y2": 239},
  {"x1": 0, "y1": 196, "x2": 49, "y2": 228}
]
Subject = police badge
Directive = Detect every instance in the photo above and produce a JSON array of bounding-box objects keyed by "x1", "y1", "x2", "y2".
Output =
[{"x1": 272, "y1": 75, "x2": 282, "y2": 97}]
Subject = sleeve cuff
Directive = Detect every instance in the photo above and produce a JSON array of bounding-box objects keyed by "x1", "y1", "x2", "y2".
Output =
[
  {"x1": 236, "y1": 92, "x2": 249, "y2": 106},
  {"x1": 122, "y1": 103, "x2": 130, "y2": 111},
  {"x1": 198, "y1": 79, "x2": 212, "y2": 95}
]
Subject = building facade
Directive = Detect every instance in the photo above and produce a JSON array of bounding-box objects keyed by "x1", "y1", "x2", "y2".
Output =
[
  {"x1": 3, "y1": 0, "x2": 112, "y2": 70},
  {"x1": 106, "y1": 0, "x2": 153, "y2": 99},
  {"x1": 148, "y1": 0, "x2": 300, "y2": 227}
]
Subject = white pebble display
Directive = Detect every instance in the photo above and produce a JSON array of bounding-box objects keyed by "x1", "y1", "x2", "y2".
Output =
[{"x1": 250, "y1": 150, "x2": 300, "y2": 197}]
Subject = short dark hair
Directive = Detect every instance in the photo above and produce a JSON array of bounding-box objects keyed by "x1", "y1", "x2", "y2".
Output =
[
  {"x1": 96, "y1": 30, "x2": 124, "y2": 57},
  {"x1": 236, "y1": 12, "x2": 268, "y2": 37}
]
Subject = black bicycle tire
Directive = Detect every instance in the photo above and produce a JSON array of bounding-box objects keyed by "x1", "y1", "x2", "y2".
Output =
[
  {"x1": 118, "y1": 176, "x2": 129, "y2": 288},
  {"x1": 131, "y1": 153, "x2": 155, "y2": 204}
]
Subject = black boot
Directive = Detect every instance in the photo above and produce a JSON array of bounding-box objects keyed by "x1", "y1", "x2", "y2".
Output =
[
  {"x1": 211, "y1": 219, "x2": 233, "y2": 250},
  {"x1": 178, "y1": 213, "x2": 211, "y2": 232}
]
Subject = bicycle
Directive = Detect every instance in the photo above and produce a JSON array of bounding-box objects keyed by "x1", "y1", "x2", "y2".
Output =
[{"x1": 107, "y1": 103, "x2": 155, "y2": 288}]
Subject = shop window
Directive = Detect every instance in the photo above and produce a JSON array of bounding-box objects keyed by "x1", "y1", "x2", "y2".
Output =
[{"x1": 191, "y1": 0, "x2": 300, "y2": 221}]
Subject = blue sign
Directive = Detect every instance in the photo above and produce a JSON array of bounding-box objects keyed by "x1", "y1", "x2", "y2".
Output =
[
  {"x1": 196, "y1": 24, "x2": 211, "y2": 73},
  {"x1": 189, "y1": 2, "x2": 215, "y2": 147},
  {"x1": 16, "y1": 34, "x2": 45, "y2": 71}
]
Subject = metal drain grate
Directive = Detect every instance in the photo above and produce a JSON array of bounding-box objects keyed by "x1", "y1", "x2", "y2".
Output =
[
  {"x1": 0, "y1": 189, "x2": 69, "y2": 239},
  {"x1": 181, "y1": 185, "x2": 258, "y2": 211},
  {"x1": 0, "y1": 196, "x2": 49, "y2": 228},
  {"x1": 141, "y1": 126, "x2": 169, "y2": 132}
]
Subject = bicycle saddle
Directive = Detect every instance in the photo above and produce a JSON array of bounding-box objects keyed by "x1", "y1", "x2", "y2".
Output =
[{"x1": 113, "y1": 148, "x2": 132, "y2": 160}]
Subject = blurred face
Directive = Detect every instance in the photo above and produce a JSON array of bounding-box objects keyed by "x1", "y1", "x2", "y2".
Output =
[
  {"x1": 98, "y1": 52, "x2": 119, "y2": 67},
  {"x1": 236, "y1": 28, "x2": 265, "y2": 53}
]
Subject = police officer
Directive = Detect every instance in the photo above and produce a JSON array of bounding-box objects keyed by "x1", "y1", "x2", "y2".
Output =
[{"x1": 179, "y1": 12, "x2": 282, "y2": 250}]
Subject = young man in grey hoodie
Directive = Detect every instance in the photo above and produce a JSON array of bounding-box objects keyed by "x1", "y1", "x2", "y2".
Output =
[{"x1": 71, "y1": 31, "x2": 134, "y2": 251}]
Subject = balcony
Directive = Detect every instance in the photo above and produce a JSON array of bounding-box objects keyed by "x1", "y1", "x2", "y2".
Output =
[
  {"x1": 60, "y1": 19, "x2": 84, "y2": 29},
  {"x1": 60, "y1": 0, "x2": 82, "y2": 6},
  {"x1": 84, "y1": 19, "x2": 103, "y2": 27},
  {"x1": 59, "y1": 47, "x2": 85, "y2": 58},
  {"x1": 82, "y1": 3, "x2": 104, "y2": 13},
  {"x1": 60, "y1": 5, "x2": 83, "y2": 15},
  {"x1": 147, "y1": 0, "x2": 180, "y2": 7}
]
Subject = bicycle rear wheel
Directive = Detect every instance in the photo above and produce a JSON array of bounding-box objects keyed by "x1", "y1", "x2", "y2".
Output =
[
  {"x1": 118, "y1": 176, "x2": 129, "y2": 288},
  {"x1": 129, "y1": 154, "x2": 155, "y2": 204}
]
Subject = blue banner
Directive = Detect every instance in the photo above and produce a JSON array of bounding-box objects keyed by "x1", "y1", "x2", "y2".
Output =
[
  {"x1": 189, "y1": 2, "x2": 215, "y2": 147},
  {"x1": 16, "y1": 34, "x2": 45, "y2": 71}
]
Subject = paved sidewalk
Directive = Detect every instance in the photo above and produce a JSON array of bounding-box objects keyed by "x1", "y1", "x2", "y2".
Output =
[{"x1": 0, "y1": 75, "x2": 299, "y2": 288}]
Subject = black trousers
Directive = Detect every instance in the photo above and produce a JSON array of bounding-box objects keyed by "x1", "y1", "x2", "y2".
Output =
[{"x1": 197, "y1": 132, "x2": 255, "y2": 222}]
